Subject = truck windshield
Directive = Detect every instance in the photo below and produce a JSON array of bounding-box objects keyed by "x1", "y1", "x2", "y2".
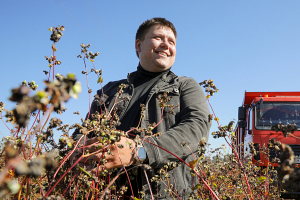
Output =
[{"x1": 255, "y1": 102, "x2": 300, "y2": 130}]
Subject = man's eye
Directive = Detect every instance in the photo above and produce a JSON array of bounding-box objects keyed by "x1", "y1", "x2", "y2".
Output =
[{"x1": 169, "y1": 41, "x2": 175, "y2": 45}]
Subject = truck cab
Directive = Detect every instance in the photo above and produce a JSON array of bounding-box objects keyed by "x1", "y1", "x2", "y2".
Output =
[
  {"x1": 236, "y1": 91, "x2": 300, "y2": 167},
  {"x1": 235, "y1": 91, "x2": 300, "y2": 198}
]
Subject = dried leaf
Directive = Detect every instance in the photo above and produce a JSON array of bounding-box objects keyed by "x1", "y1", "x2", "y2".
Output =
[
  {"x1": 189, "y1": 157, "x2": 201, "y2": 169},
  {"x1": 97, "y1": 76, "x2": 103, "y2": 84}
]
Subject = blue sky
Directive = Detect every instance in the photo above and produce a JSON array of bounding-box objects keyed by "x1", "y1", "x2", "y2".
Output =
[{"x1": 1, "y1": 1, "x2": 300, "y2": 153}]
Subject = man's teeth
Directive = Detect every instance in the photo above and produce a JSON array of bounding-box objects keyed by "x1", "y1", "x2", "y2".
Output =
[{"x1": 158, "y1": 52, "x2": 167, "y2": 56}]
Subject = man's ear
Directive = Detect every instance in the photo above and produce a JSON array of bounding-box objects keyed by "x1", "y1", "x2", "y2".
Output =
[{"x1": 135, "y1": 39, "x2": 142, "y2": 53}]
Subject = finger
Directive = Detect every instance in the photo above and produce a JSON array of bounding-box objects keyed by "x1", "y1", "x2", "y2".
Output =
[
  {"x1": 104, "y1": 153, "x2": 114, "y2": 161},
  {"x1": 89, "y1": 158, "x2": 124, "y2": 176},
  {"x1": 90, "y1": 165, "x2": 105, "y2": 175},
  {"x1": 79, "y1": 151, "x2": 105, "y2": 164},
  {"x1": 104, "y1": 161, "x2": 118, "y2": 170},
  {"x1": 104, "y1": 156, "x2": 131, "y2": 169},
  {"x1": 81, "y1": 142, "x2": 105, "y2": 154},
  {"x1": 81, "y1": 137, "x2": 101, "y2": 146}
]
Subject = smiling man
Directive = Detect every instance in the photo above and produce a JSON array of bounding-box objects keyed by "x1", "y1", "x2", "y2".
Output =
[
  {"x1": 136, "y1": 24, "x2": 176, "y2": 72},
  {"x1": 73, "y1": 18, "x2": 211, "y2": 200}
]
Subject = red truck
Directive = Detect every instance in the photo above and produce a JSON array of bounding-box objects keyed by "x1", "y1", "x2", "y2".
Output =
[{"x1": 235, "y1": 91, "x2": 300, "y2": 198}]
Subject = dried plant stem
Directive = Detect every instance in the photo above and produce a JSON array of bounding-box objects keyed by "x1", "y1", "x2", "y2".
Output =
[
  {"x1": 90, "y1": 180, "x2": 95, "y2": 200},
  {"x1": 45, "y1": 155, "x2": 83, "y2": 197},
  {"x1": 74, "y1": 181, "x2": 79, "y2": 200},
  {"x1": 264, "y1": 159, "x2": 269, "y2": 199},
  {"x1": 115, "y1": 145, "x2": 134, "y2": 198},
  {"x1": 126, "y1": 107, "x2": 164, "y2": 135},
  {"x1": 160, "y1": 180, "x2": 180, "y2": 200},
  {"x1": 14, "y1": 175, "x2": 27, "y2": 200},
  {"x1": 83, "y1": 180, "x2": 91, "y2": 199},
  {"x1": 62, "y1": 173, "x2": 78, "y2": 196},
  {"x1": 83, "y1": 58, "x2": 92, "y2": 119},
  {"x1": 82, "y1": 145, "x2": 110, "y2": 158},
  {"x1": 86, "y1": 180, "x2": 95, "y2": 200},
  {"x1": 25, "y1": 177, "x2": 29, "y2": 200},
  {"x1": 240, "y1": 178, "x2": 251, "y2": 200},
  {"x1": 166, "y1": 178, "x2": 175, "y2": 200},
  {"x1": 224, "y1": 137, "x2": 253, "y2": 200},
  {"x1": 207, "y1": 95, "x2": 253, "y2": 199},
  {"x1": 142, "y1": 168, "x2": 154, "y2": 200},
  {"x1": 99, "y1": 168, "x2": 123, "y2": 200},
  {"x1": 152, "y1": 107, "x2": 164, "y2": 129},
  {"x1": 171, "y1": 171, "x2": 180, "y2": 199},
  {"x1": 27, "y1": 110, "x2": 40, "y2": 133},
  {"x1": 142, "y1": 138, "x2": 220, "y2": 200},
  {"x1": 48, "y1": 66, "x2": 51, "y2": 81},
  {"x1": 107, "y1": 85, "x2": 126, "y2": 117},
  {"x1": 1, "y1": 115, "x2": 11, "y2": 131},
  {"x1": 290, "y1": 133, "x2": 300, "y2": 140},
  {"x1": 33, "y1": 177, "x2": 45, "y2": 196},
  {"x1": 52, "y1": 44, "x2": 56, "y2": 81},
  {"x1": 20, "y1": 142, "x2": 28, "y2": 160},
  {"x1": 31, "y1": 106, "x2": 54, "y2": 159},
  {"x1": 50, "y1": 134, "x2": 85, "y2": 184},
  {"x1": 13, "y1": 127, "x2": 21, "y2": 138},
  {"x1": 0, "y1": 156, "x2": 22, "y2": 185},
  {"x1": 91, "y1": 61, "x2": 105, "y2": 114}
]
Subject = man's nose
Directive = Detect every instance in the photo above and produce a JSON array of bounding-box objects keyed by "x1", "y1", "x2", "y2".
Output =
[{"x1": 160, "y1": 39, "x2": 170, "y2": 49}]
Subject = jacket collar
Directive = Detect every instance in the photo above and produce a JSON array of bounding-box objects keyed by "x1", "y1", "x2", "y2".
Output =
[{"x1": 161, "y1": 70, "x2": 178, "y2": 83}]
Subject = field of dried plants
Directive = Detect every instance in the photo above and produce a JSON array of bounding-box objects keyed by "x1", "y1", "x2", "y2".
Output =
[{"x1": 0, "y1": 26, "x2": 299, "y2": 200}]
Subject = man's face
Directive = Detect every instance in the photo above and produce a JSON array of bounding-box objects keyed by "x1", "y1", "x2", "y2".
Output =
[{"x1": 135, "y1": 25, "x2": 176, "y2": 72}]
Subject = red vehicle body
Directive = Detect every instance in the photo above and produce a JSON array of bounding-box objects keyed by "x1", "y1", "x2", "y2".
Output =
[
  {"x1": 235, "y1": 91, "x2": 300, "y2": 197},
  {"x1": 235, "y1": 91, "x2": 300, "y2": 166}
]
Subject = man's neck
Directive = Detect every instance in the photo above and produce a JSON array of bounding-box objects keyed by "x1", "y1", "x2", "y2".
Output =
[{"x1": 138, "y1": 63, "x2": 170, "y2": 74}]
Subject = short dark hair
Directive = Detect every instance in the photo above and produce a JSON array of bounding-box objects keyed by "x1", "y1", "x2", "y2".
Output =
[{"x1": 135, "y1": 18, "x2": 177, "y2": 58}]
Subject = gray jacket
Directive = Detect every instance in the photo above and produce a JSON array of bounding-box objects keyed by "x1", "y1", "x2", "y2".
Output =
[{"x1": 73, "y1": 70, "x2": 211, "y2": 199}]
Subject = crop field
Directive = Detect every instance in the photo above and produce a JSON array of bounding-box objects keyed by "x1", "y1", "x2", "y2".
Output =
[{"x1": 0, "y1": 26, "x2": 299, "y2": 200}]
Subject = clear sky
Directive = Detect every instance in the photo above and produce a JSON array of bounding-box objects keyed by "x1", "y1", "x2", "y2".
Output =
[{"x1": 1, "y1": 1, "x2": 300, "y2": 153}]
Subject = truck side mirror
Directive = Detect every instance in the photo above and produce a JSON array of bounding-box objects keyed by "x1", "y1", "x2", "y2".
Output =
[
  {"x1": 238, "y1": 106, "x2": 247, "y2": 121},
  {"x1": 238, "y1": 121, "x2": 247, "y2": 128},
  {"x1": 256, "y1": 98, "x2": 263, "y2": 111}
]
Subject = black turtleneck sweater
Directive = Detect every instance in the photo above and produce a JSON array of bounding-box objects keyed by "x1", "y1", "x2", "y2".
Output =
[{"x1": 117, "y1": 64, "x2": 170, "y2": 133}]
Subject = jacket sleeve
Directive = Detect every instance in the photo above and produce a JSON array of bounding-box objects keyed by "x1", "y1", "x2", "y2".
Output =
[{"x1": 143, "y1": 78, "x2": 211, "y2": 169}]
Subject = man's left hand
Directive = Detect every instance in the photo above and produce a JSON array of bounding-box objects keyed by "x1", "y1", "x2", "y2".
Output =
[{"x1": 81, "y1": 136, "x2": 136, "y2": 175}]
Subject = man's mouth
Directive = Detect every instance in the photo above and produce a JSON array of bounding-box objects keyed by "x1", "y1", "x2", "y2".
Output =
[{"x1": 157, "y1": 52, "x2": 169, "y2": 57}]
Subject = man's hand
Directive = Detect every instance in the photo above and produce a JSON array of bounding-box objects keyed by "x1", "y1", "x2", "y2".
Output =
[{"x1": 72, "y1": 136, "x2": 136, "y2": 175}]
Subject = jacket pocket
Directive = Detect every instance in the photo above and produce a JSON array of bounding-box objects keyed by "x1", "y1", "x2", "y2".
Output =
[{"x1": 157, "y1": 87, "x2": 180, "y2": 127}]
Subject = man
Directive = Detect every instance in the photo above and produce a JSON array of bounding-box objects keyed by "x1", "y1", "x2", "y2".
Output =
[{"x1": 72, "y1": 17, "x2": 211, "y2": 199}]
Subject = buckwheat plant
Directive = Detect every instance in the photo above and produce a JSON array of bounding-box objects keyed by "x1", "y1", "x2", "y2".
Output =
[
  {"x1": 0, "y1": 26, "x2": 81, "y2": 200},
  {"x1": 1, "y1": 25, "x2": 295, "y2": 200}
]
